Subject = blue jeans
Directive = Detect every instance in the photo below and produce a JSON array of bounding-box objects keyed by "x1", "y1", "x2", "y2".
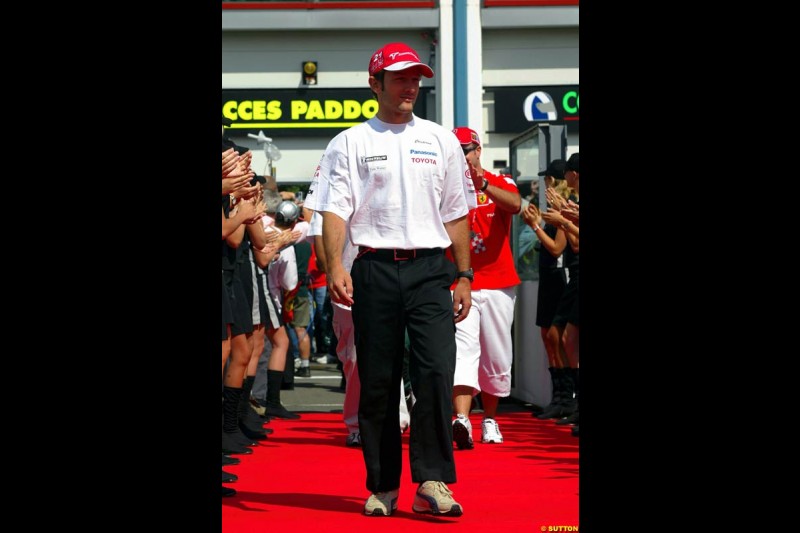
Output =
[{"x1": 310, "y1": 286, "x2": 331, "y2": 354}]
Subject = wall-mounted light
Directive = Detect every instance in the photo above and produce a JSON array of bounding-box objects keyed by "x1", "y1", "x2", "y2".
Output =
[{"x1": 302, "y1": 61, "x2": 318, "y2": 85}]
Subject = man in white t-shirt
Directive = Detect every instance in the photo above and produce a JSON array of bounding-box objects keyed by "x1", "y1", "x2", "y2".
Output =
[{"x1": 311, "y1": 42, "x2": 476, "y2": 518}]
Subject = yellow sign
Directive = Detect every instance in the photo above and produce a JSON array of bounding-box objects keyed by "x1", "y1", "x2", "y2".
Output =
[{"x1": 222, "y1": 98, "x2": 379, "y2": 128}]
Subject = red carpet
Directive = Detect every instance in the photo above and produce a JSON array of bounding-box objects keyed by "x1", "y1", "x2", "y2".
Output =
[{"x1": 222, "y1": 412, "x2": 578, "y2": 532}]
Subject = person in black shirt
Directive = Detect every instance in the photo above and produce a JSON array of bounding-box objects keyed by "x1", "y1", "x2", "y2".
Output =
[
  {"x1": 541, "y1": 153, "x2": 579, "y2": 435},
  {"x1": 520, "y1": 159, "x2": 573, "y2": 420}
]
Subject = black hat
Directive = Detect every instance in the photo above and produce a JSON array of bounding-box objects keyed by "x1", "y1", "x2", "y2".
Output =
[
  {"x1": 221, "y1": 136, "x2": 249, "y2": 155},
  {"x1": 538, "y1": 159, "x2": 567, "y2": 180},
  {"x1": 222, "y1": 137, "x2": 236, "y2": 152},
  {"x1": 222, "y1": 116, "x2": 233, "y2": 126},
  {"x1": 565, "y1": 153, "x2": 579, "y2": 173},
  {"x1": 249, "y1": 174, "x2": 267, "y2": 186}
]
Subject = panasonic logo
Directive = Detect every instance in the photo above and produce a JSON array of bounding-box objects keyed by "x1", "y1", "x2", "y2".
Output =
[{"x1": 410, "y1": 149, "x2": 438, "y2": 156}]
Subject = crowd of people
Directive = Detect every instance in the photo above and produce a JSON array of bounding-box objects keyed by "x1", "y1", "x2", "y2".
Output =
[{"x1": 221, "y1": 41, "x2": 580, "y2": 514}]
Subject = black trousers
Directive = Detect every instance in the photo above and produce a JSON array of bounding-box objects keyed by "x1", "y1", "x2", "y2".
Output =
[{"x1": 351, "y1": 250, "x2": 458, "y2": 492}]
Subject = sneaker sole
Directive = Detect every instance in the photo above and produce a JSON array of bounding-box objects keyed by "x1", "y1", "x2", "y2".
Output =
[
  {"x1": 452, "y1": 422, "x2": 473, "y2": 450},
  {"x1": 412, "y1": 499, "x2": 463, "y2": 517},
  {"x1": 364, "y1": 507, "x2": 396, "y2": 516},
  {"x1": 481, "y1": 438, "x2": 504, "y2": 443}
]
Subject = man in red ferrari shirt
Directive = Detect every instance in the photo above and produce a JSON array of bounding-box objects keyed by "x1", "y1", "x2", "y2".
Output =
[{"x1": 449, "y1": 127, "x2": 521, "y2": 449}]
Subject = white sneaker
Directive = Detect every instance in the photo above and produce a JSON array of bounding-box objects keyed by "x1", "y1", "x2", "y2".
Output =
[
  {"x1": 412, "y1": 481, "x2": 463, "y2": 516},
  {"x1": 481, "y1": 417, "x2": 504, "y2": 443},
  {"x1": 452, "y1": 414, "x2": 474, "y2": 450},
  {"x1": 364, "y1": 489, "x2": 399, "y2": 516}
]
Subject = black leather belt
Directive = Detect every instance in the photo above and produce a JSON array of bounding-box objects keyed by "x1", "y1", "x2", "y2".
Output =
[{"x1": 357, "y1": 247, "x2": 443, "y2": 261}]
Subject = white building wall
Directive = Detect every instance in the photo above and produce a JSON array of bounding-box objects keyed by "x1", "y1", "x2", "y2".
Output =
[{"x1": 222, "y1": 8, "x2": 578, "y2": 183}]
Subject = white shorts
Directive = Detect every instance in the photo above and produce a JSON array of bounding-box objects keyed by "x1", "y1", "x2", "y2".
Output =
[{"x1": 453, "y1": 287, "x2": 516, "y2": 397}]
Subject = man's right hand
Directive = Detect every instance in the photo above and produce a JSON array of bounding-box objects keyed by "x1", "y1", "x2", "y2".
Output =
[{"x1": 327, "y1": 263, "x2": 354, "y2": 307}]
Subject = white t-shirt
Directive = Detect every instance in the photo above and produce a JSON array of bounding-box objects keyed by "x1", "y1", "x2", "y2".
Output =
[
  {"x1": 267, "y1": 243, "x2": 298, "y2": 314},
  {"x1": 260, "y1": 221, "x2": 298, "y2": 313},
  {"x1": 313, "y1": 115, "x2": 476, "y2": 250},
  {"x1": 304, "y1": 155, "x2": 325, "y2": 211}
]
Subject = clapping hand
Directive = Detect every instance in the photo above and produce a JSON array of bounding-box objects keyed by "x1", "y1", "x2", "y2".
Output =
[
  {"x1": 232, "y1": 181, "x2": 260, "y2": 201},
  {"x1": 222, "y1": 148, "x2": 239, "y2": 178},
  {"x1": 561, "y1": 206, "x2": 579, "y2": 224},
  {"x1": 541, "y1": 207, "x2": 566, "y2": 227},
  {"x1": 222, "y1": 172, "x2": 251, "y2": 196},
  {"x1": 244, "y1": 199, "x2": 267, "y2": 224},
  {"x1": 520, "y1": 203, "x2": 542, "y2": 229},
  {"x1": 545, "y1": 188, "x2": 567, "y2": 211}
]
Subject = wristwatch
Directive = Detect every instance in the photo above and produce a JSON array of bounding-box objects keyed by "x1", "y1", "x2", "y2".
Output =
[{"x1": 456, "y1": 268, "x2": 474, "y2": 282}]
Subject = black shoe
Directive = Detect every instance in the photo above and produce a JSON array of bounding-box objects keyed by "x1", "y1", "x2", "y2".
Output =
[
  {"x1": 239, "y1": 420, "x2": 268, "y2": 441},
  {"x1": 243, "y1": 408, "x2": 274, "y2": 434},
  {"x1": 222, "y1": 485, "x2": 237, "y2": 497},
  {"x1": 243, "y1": 405, "x2": 267, "y2": 426},
  {"x1": 295, "y1": 366, "x2": 311, "y2": 378},
  {"x1": 222, "y1": 431, "x2": 253, "y2": 455},
  {"x1": 264, "y1": 402, "x2": 301, "y2": 420},
  {"x1": 555, "y1": 410, "x2": 579, "y2": 426},
  {"x1": 222, "y1": 469, "x2": 239, "y2": 483},
  {"x1": 250, "y1": 398, "x2": 273, "y2": 422},
  {"x1": 536, "y1": 402, "x2": 575, "y2": 420},
  {"x1": 222, "y1": 454, "x2": 240, "y2": 466},
  {"x1": 571, "y1": 425, "x2": 579, "y2": 437},
  {"x1": 228, "y1": 428, "x2": 258, "y2": 447},
  {"x1": 533, "y1": 401, "x2": 556, "y2": 417}
]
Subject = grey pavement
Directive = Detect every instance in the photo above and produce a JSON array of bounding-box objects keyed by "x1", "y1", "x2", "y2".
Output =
[
  {"x1": 282, "y1": 358, "x2": 533, "y2": 415},
  {"x1": 281, "y1": 360, "x2": 346, "y2": 414}
]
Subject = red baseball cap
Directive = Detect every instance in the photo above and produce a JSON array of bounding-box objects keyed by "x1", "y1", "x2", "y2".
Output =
[
  {"x1": 452, "y1": 127, "x2": 481, "y2": 147},
  {"x1": 369, "y1": 42, "x2": 434, "y2": 78}
]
